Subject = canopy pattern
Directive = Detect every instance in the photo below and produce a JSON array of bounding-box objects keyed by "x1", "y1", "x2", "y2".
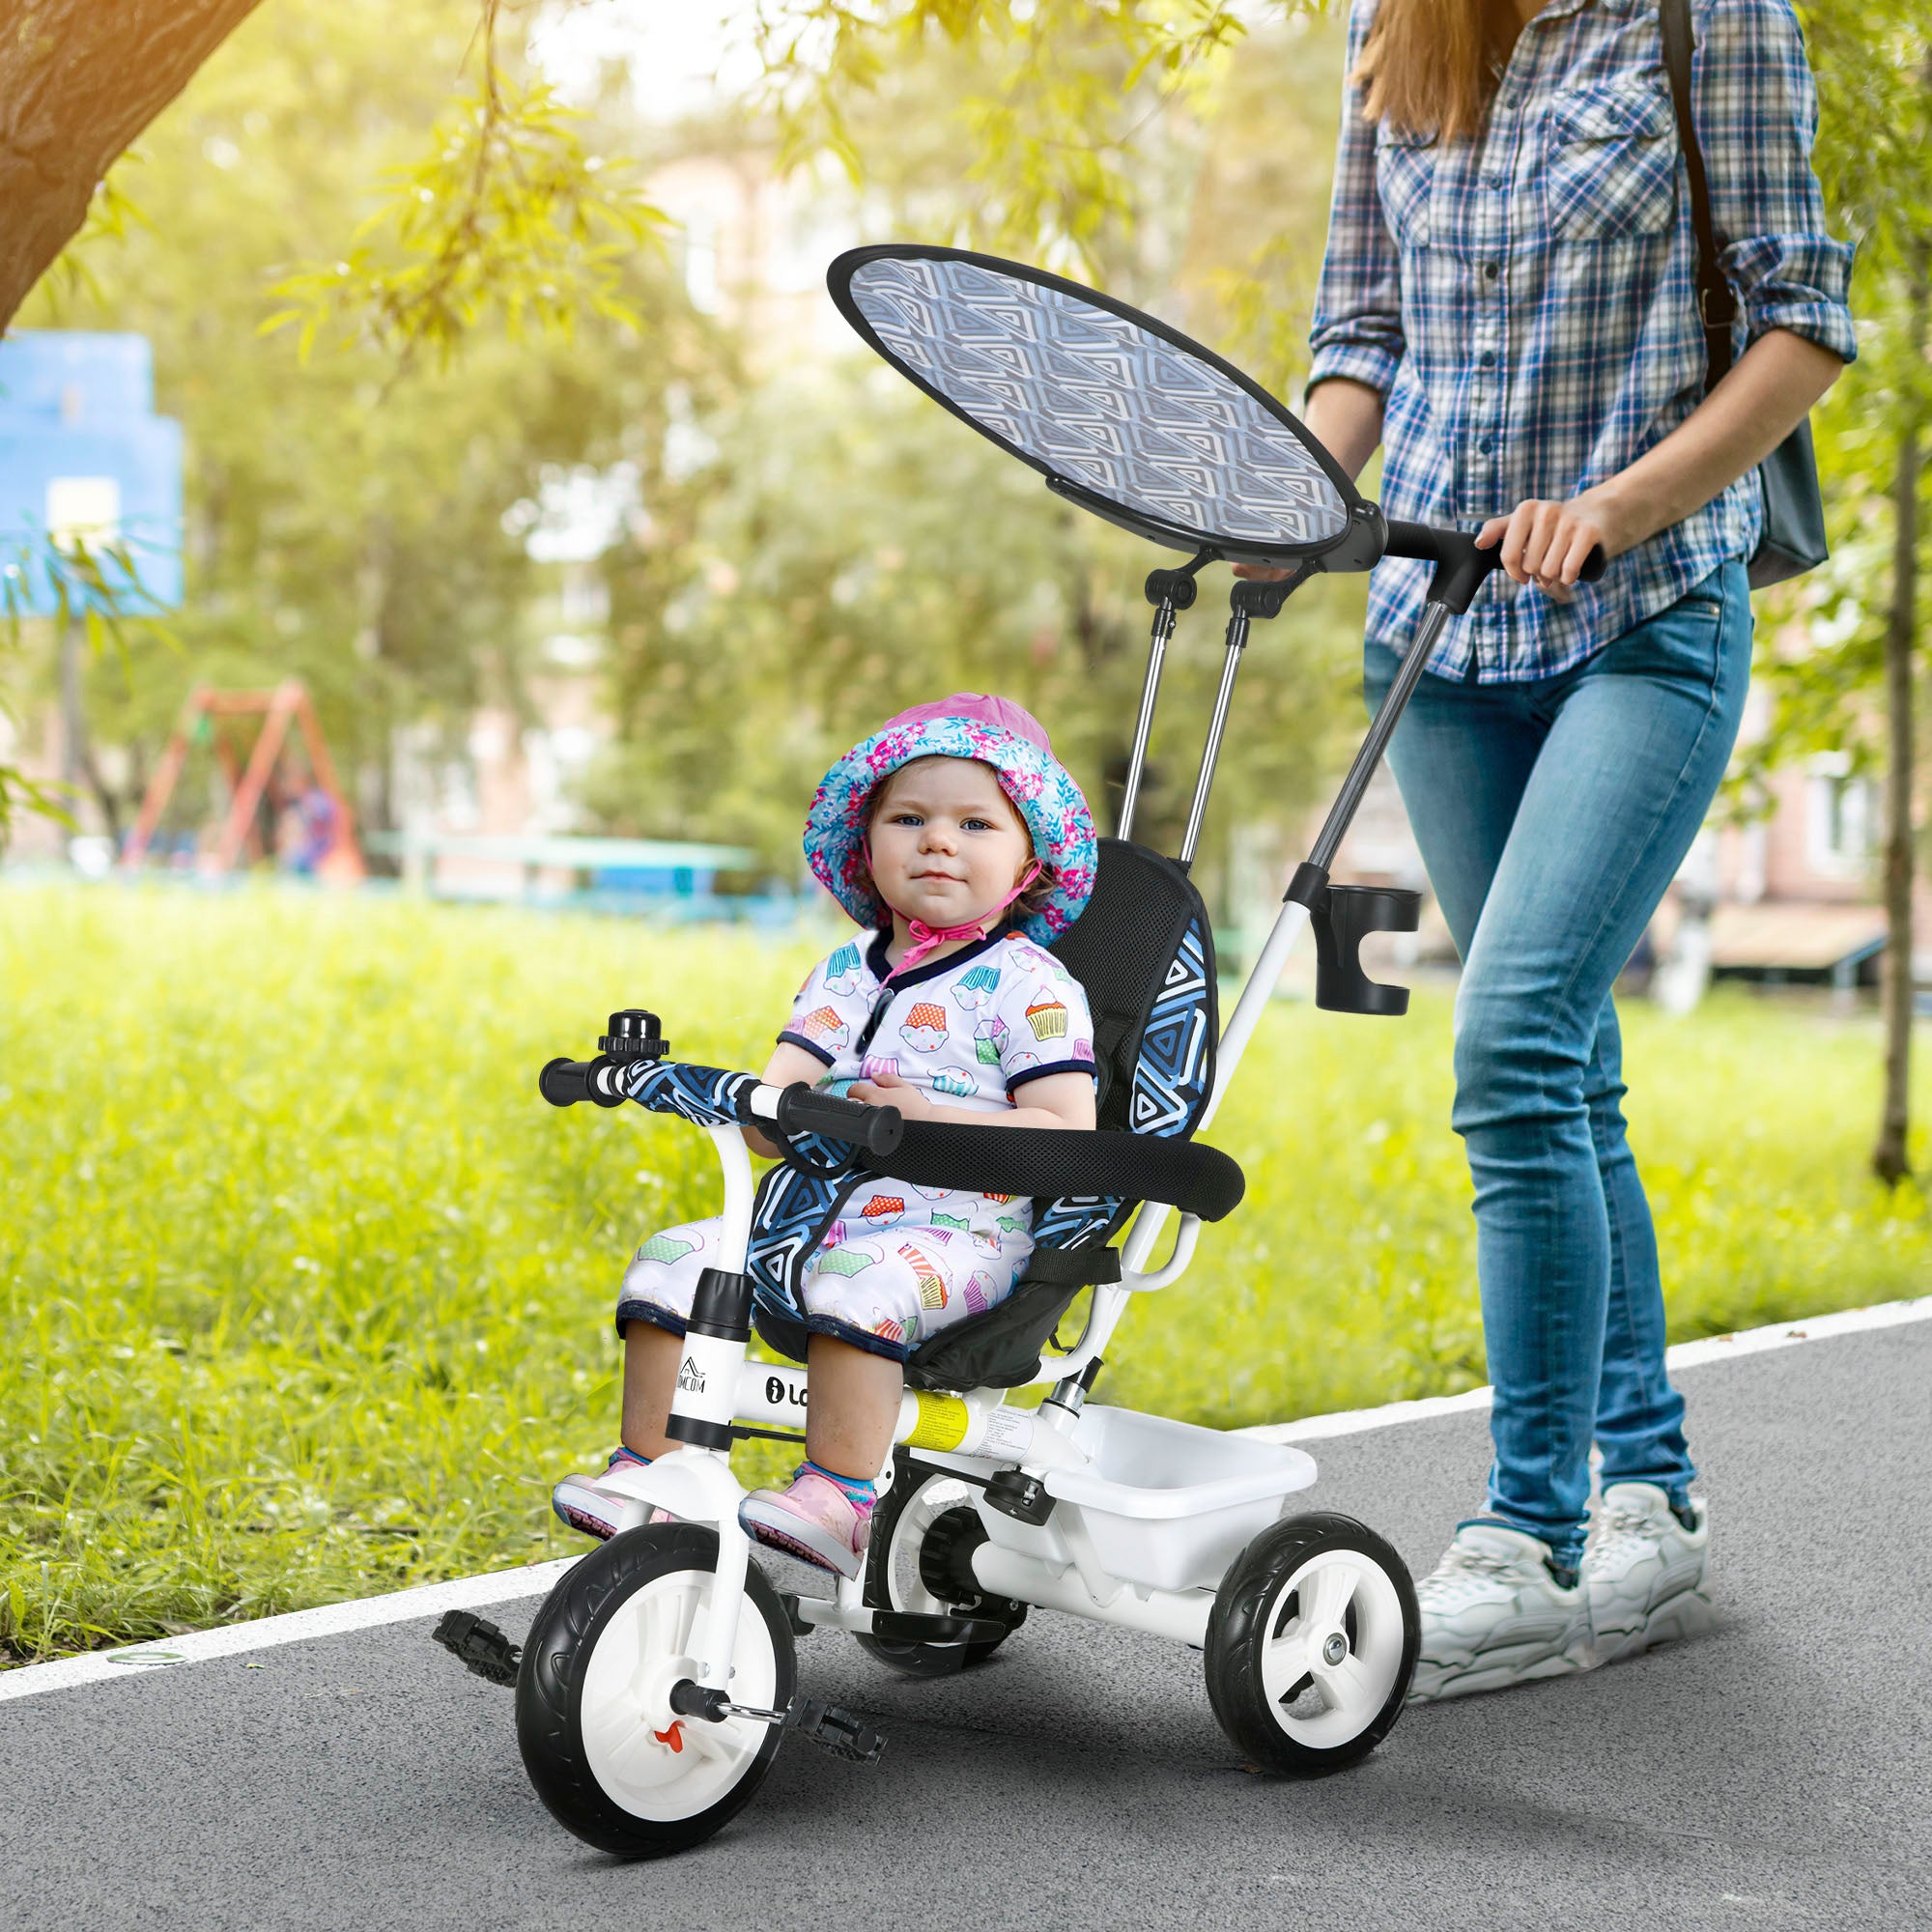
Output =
[{"x1": 841, "y1": 251, "x2": 1350, "y2": 554}]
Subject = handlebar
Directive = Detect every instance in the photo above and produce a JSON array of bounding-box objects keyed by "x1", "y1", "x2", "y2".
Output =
[
  {"x1": 766, "y1": 1084, "x2": 904, "y2": 1159},
  {"x1": 538, "y1": 1057, "x2": 625, "y2": 1108},
  {"x1": 538, "y1": 1056, "x2": 904, "y2": 1160},
  {"x1": 1383, "y1": 520, "x2": 1606, "y2": 615}
]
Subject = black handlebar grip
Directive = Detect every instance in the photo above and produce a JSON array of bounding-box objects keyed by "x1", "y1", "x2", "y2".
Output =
[
  {"x1": 1384, "y1": 520, "x2": 1606, "y2": 614},
  {"x1": 539, "y1": 1057, "x2": 626, "y2": 1108},
  {"x1": 775, "y1": 1086, "x2": 904, "y2": 1158},
  {"x1": 539, "y1": 1058, "x2": 590, "y2": 1107}
]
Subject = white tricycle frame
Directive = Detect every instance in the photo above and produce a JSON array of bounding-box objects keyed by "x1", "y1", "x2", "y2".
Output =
[
  {"x1": 471, "y1": 244, "x2": 1614, "y2": 1857},
  {"x1": 480, "y1": 580, "x2": 1540, "y2": 1859}
]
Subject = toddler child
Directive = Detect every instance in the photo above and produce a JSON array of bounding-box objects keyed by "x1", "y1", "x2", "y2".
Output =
[{"x1": 554, "y1": 693, "x2": 1098, "y2": 1577}]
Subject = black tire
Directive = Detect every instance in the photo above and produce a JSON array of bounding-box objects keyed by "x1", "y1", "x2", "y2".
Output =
[
  {"x1": 516, "y1": 1523, "x2": 795, "y2": 1858},
  {"x1": 856, "y1": 1450, "x2": 1026, "y2": 1678},
  {"x1": 1205, "y1": 1511, "x2": 1418, "y2": 1777}
]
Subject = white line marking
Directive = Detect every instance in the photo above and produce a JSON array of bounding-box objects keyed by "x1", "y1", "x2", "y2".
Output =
[
  {"x1": 1240, "y1": 1383, "x2": 1500, "y2": 1444},
  {"x1": 4, "y1": 1293, "x2": 1926, "y2": 1707},
  {"x1": 0, "y1": 1557, "x2": 578, "y2": 1707},
  {"x1": 1241, "y1": 1293, "x2": 1932, "y2": 1446}
]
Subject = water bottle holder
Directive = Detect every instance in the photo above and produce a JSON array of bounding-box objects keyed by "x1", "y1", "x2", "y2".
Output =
[{"x1": 1311, "y1": 884, "x2": 1420, "y2": 1017}]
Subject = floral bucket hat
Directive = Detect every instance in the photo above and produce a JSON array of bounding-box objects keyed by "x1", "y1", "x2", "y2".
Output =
[{"x1": 804, "y1": 692, "x2": 1098, "y2": 946}]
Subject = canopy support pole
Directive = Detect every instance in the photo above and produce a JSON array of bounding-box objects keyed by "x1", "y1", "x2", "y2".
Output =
[
  {"x1": 1115, "y1": 551, "x2": 1211, "y2": 843},
  {"x1": 1178, "y1": 565, "x2": 1312, "y2": 868},
  {"x1": 1178, "y1": 609, "x2": 1245, "y2": 868}
]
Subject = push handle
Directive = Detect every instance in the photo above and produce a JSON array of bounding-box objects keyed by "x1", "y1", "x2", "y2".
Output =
[
  {"x1": 771, "y1": 1085, "x2": 904, "y2": 1159},
  {"x1": 1383, "y1": 521, "x2": 1607, "y2": 615}
]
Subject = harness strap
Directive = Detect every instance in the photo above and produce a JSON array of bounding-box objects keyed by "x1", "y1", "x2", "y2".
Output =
[{"x1": 1017, "y1": 1242, "x2": 1122, "y2": 1289}]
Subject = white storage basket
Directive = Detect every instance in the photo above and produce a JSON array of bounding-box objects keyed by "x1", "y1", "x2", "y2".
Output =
[{"x1": 1042, "y1": 1405, "x2": 1319, "y2": 1594}]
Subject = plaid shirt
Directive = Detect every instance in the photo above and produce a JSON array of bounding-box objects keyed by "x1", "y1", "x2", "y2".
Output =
[{"x1": 1308, "y1": 0, "x2": 1857, "y2": 681}]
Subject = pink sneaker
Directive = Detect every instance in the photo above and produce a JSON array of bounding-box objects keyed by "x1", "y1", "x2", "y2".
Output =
[
  {"x1": 551, "y1": 1448, "x2": 672, "y2": 1542},
  {"x1": 739, "y1": 1466, "x2": 871, "y2": 1578}
]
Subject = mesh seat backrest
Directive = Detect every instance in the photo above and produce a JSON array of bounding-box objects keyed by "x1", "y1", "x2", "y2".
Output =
[
  {"x1": 1047, "y1": 837, "x2": 1217, "y2": 1136},
  {"x1": 745, "y1": 838, "x2": 1219, "y2": 1357},
  {"x1": 1025, "y1": 837, "x2": 1218, "y2": 1254}
]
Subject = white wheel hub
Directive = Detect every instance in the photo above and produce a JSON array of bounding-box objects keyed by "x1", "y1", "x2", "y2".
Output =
[
  {"x1": 882, "y1": 1476, "x2": 977, "y2": 1613},
  {"x1": 580, "y1": 1565, "x2": 779, "y2": 1821},
  {"x1": 1256, "y1": 1548, "x2": 1405, "y2": 1748}
]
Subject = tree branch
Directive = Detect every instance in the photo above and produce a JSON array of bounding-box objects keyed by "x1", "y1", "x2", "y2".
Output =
[{"x1": 0, "y1": 0, "x2": 267, "y2": 331}]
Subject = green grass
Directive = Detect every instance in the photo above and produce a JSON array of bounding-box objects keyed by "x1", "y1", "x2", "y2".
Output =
[{"x1": 3, "y1": 882, "x2": 1925, "y2": 1664}]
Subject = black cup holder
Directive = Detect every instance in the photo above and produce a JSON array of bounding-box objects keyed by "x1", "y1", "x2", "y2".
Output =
[{"x1": 1311, "y1": 884, "x2": 1420, "y2": 1017}]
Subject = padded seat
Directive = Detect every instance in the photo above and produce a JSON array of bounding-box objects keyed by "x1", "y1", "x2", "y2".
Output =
[{"x1": 748, "y1": 838, "x2": 1236, "y2": 1388}]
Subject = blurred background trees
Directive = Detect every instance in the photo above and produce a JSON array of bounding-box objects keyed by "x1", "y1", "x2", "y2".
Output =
[
  {"x1": 3, "y1": 0, "x2": 1925, "y2": 1169},
  {"x1": 14, "y1": 0, "x2": 724, "y2": 846},
  {"x1": 1769, "y1": 1, "x2": 1930, "y2": 1180},
  {"x1": 7, "y1": 0, "x2": 1357, "y2": 912}
]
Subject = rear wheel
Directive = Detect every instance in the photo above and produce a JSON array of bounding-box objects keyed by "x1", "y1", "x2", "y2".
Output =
[
  {"x1": 516, "y1": 1523, "x2": 794, "y2": 1857},
  {"x1": 857, "y1": 1451, "x2": 1026, "y2": 1678},
  {"x1": 1205, "y1": 1512, "x2": 1417, "y2": 1776}
]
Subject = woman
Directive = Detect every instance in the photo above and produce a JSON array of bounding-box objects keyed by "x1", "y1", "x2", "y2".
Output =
[{"x1": 1264, "y1": 0, "x2": 1855, "y2": 1699}]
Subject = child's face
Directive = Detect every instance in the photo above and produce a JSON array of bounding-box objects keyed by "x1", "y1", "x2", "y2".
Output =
[{"x1": 868, "y1": 757, "x2": 1033, "y2": 933}]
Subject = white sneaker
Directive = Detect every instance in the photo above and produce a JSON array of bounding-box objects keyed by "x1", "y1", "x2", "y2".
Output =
[
  {"x1": 1583, "y1": 1482, "x2": 1712, "y2": 1665},
  {"x1": 1407, "y1": 1522, "x2": 1592, "y2": 1703}
]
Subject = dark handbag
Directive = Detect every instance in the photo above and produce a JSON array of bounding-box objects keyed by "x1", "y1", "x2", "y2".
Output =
[{"x1": 1660, "y1": 0, "x2": 1829, "y2": 589}]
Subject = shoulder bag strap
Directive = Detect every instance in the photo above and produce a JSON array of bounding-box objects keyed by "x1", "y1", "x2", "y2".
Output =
[{"x1": 1660, "y1": 0, "x2": 1738, "y2": 384}]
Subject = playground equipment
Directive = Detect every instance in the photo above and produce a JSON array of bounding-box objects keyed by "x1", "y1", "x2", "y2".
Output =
[{"x1": 120, "y1": 680, "x2": 364, "y2": 881}]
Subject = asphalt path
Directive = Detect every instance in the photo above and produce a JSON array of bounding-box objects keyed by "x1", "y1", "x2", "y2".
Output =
[{"x1": 7, "y1": 1319, "x2": 1928, "y2": 1932}]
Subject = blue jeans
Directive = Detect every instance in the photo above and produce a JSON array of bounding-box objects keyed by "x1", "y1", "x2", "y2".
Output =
[{"x1": 1364, "y1": 562, "x2": 1752, "y2": 1568}]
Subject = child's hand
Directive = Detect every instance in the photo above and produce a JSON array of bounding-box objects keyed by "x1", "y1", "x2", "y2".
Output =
[{"x1": 849, "y1": 1067, "x2": 934, "y2": 1121}]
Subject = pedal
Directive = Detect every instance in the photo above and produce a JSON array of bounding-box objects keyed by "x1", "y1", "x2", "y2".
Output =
[
  {"x1": 782, "y1": 1696, "x2": 886, "y2": 1765},
  {"x1": 432, "y1": 1610, "x2": 521, "y2": 1688},
  {"x1": 671, "y1": 1678, "x2": 886, "y2": 1764}
]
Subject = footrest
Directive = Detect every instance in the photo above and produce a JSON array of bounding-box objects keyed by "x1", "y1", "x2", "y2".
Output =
[
  {"x1": 432, "y1": 1610, "x2": 521, "y2": 1688},
  {"x1": 870, "y1": 1607, "x2": 1012, "y2": 1646},
  {"x1": 783, "y1": 1697, "x2": 886, "y2": 1765}
]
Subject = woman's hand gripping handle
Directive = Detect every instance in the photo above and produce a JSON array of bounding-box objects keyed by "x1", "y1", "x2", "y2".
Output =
[{"x1": 1383, "y1": 521, "x2": 1606, "y2": 616}]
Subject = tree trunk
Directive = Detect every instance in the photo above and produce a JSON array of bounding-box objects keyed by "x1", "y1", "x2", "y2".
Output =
[
  {"x1": 354, "y1": 515, "x2": 401, "y2": 866},
  {"x1": 0, "y1": 0, "x2": 267, "y2": 331},
  {"x1": 1872, "y1": 257, "x2": 1926, "y2": 1188},
  {"x1": 58, "y1": 608, "x2": 122, "y2": 841}
]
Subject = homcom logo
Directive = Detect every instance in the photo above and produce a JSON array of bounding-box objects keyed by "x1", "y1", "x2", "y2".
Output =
[{"x1": 677, "y1": 1355, "x2": 706, "y2": 1395}]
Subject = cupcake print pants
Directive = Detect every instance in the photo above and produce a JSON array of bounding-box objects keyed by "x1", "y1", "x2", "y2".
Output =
[{"x1": 614, "y1": 1177, "x2": 1037, "y2": 1364}]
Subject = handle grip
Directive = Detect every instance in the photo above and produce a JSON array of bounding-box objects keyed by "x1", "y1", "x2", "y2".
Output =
[
  {"x1": 538, "y1": 1057, "x2": 625, "y2": 1108},
  {"x1": 1383, "y1": 521, "x2": 1606, "y2": 615},
  {"x1": 772, "y1": 1085, "x2": 904, "y2": 1158}
]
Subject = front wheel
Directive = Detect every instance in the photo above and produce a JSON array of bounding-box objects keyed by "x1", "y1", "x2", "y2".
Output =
[
  {"x1": 1204, "y1": 1512, "x2": 1418, "y2": 1776},
  {"x1": 516, "y1": 1523, "x2": 795, "y2": 1857}
]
